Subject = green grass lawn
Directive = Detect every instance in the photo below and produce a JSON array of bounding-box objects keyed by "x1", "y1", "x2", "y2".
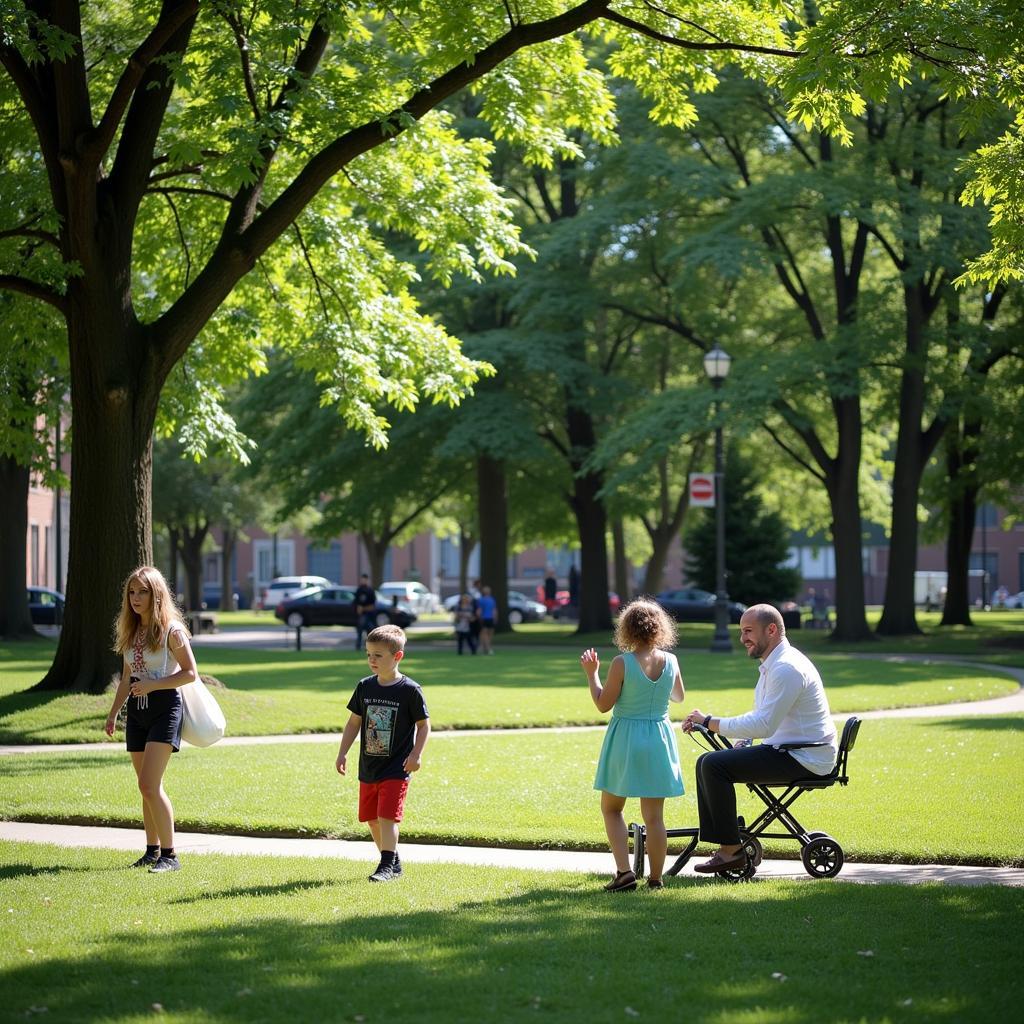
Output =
[
  {"x1": 0, "y1": 841, "x2": 1020, "y2": 1024},
  {"x1": 1, "y1": 637, "x2": 1019, "y2": 744},
  {"x1": 4, "y1": 716, "x2": 1022, "y2": 865}
]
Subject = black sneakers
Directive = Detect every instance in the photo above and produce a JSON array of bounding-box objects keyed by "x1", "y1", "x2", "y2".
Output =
[
  {"x1": 368, "y1": 863, "x2": 396, "y2": 883},
  {"x1": 369, "y1": 853, "x2": 401, "y2": 883},
  {"x1": 148, "y1": 855, "x2": 181, "y2": 873},
  {"x1": 129, "y1": 852, "x2": 160, "y2": 869}
]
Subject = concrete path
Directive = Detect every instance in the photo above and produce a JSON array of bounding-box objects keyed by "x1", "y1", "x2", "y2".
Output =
[
  {"x1": 2, "y1": 822, "x2": 1021, "y2": 887},
  {"x1": 4, "y1": 655, "x2": 1021, "y2": 886},
  {"x1": 2, "y1": 671, "x2": 1021, "y2": 757}
]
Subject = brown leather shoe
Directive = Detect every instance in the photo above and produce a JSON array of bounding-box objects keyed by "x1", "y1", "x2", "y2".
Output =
[
  {"x1": 693, "y1": 850, "x2": 747, "y2": 874},
  {"x1": 603, "y1": 870, "x2": 637, "y2": 892}
]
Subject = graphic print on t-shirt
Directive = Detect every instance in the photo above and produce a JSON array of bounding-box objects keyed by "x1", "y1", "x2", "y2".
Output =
[{"x1": 365, "y1": 705, "x2": 394, "y2": 756}]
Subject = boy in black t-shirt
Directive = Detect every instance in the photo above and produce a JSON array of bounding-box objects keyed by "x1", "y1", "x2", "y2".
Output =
[{"x1": 336, "y1": 624, "x2": 430, "y2": 882}]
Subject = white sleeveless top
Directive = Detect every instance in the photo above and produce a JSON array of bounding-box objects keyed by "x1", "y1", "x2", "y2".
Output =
[{"x1": 125, "y1": 626, "x2": 184, "y2": 709}]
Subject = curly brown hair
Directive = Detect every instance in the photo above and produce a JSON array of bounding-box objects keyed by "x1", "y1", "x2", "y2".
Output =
[{"x1": 613, "y1": 598, "x2": 677, "y2": 652}]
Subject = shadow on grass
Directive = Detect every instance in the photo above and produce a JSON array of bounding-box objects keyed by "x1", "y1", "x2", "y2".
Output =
[
  {"x1": 2, "y1": 870, "x2": 1021, "y2": 1023},
  {"x1": 910, "y1": 716, "x2": 1024, "y2": 733},
  {"x1": 0, "y1": 862, "x2": 94, "y2": 881},
  {"x1": 170, "y1": 878, "x2": 343, "y2": 904},
  {"x1": 0, "y1": 754, "x2": 124, "y2": 776}
]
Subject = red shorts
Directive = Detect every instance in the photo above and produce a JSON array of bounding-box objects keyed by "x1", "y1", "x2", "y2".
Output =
[{"x1": 358, "y1": 778, "x2": 410, "y2": 823}]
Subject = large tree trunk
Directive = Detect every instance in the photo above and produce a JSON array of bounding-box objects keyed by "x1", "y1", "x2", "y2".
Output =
[
  {"x1": 611, "y1": 516, "x2": 630, "y2": 603},
  {"x1": 178, "y1": 522, "x2": 208, "y2": 611},
  {"x1": 570, "y1": 468, "x2": 612, "y2": 634},
  {"x1": 166, "y1": 527, "x2": 181, "y2": 599},
  {"x1": 360, "y1": 532, "x2": 388, "y2": 587},
  {"x1": 38, "y1": 320, "x2": 159, "y2": 691},
  {"x1": 0, "y1": 455, "x2": 38, "y2": 638},
  {"x1": 940, "y1": 418, "x2": 980, "y2": 627},
  {"x1": 476, "y1": 455, "x2": 511, "y2": 631},
  {"x1": 221, "y1": 526, "x2": 237, "y2": 612},
  {"x1": 826, "y1": 398, "x2": 874, "y2": 642},
  {"x1": 877, "y1": 285, "x2": 945, "y2": 636}
]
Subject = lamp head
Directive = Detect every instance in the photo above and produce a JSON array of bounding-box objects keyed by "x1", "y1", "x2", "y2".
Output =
[{"x1": 703, "y1": 345, "x2": 731, "y2": 383}]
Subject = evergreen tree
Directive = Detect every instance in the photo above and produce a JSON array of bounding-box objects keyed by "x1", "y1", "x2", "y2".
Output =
[{"x1": 684, "y1": 449, "x2": 801, "y2": 606}]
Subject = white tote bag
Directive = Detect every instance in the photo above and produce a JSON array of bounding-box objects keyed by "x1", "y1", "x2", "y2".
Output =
[
  {"x1": 161, "y1": 628, "x2": 226, "y2": 747},
  {"x1": 180, "y1": 678, "x2": 226, "y2": 747}
]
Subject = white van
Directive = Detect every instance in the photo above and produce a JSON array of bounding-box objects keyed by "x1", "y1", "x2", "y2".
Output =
[
  {"x1": 260, "y1": 575, "x2": 331, "y2": 610},
  {"x1": 378, "y1": 581, "x2": 437, "y2": 614}
]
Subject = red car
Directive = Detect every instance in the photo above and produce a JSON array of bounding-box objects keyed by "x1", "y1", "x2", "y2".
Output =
[{"x1": 537, "y1": 587, "x2": 621, "y2": 617}]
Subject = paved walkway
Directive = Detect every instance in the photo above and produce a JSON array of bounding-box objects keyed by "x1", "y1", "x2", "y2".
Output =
[
  {"x1": 3, "y1": 655, "x2": 1021, "y2": 886},
  {"x1": 2, "y1": 822, "x2": 1021, "y2": 887}
]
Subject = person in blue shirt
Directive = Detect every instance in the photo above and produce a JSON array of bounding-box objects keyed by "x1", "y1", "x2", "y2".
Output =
[{"x1": 477, "y1": 584, "x2": 497, "y2": 654}]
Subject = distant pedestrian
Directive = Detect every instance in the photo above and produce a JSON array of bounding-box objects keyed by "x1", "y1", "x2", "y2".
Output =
[
  {"x1": 477, "y1": 585, "x2": 497, "y2": 654},
  {"x1": 353, "y1": 574, "x2": 377, "y2": 650},
  {"x1": 453, "y1": 593, "x2": 478, "y2": 655},
  {"x1": 104, "y1": 565, "x2": 198, "y2": 874},
  {"x1": 335, "y1": 626, "x2": 430, "y2": 883},
  {"x1": 581, "y1": 598, "x2": 685, "y2": 892},
  {"x1": 568, "y1": 564, "x2": 580, "y2": 608},
  {"x1": 543, "y1": 569, "x2": 558, "y2": 613}
]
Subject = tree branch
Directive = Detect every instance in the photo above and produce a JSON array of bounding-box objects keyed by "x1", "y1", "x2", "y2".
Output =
[
  {"x1": 159, "y1": 0, "x2": 615, "y2": 359},
  {"x1": 0, "y1": 274, "x2": 68, "y2": 314},
  {"x1": 603, "y1": 8, "x2": 801, "y2": 57},
  {"x1": 90, "y1": 0, "x2": 200, "y2": 163}
]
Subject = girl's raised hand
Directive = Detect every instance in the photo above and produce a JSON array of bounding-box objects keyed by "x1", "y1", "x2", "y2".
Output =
[{"x1": 580, "y1": 648, "x2": 600, "y2": 675}]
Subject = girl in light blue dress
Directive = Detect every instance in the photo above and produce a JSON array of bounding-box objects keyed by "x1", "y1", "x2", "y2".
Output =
[{"x1": 581, "y1": 599, "x2": 684, "y2": 891}]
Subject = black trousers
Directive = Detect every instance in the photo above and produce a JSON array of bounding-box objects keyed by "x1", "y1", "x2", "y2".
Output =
[{"x1": 695, "y1": 745, "x2": 807, "y2": 845}]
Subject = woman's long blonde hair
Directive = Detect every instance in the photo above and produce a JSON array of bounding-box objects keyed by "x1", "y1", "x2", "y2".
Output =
[{"x1": 113, "y1": 565, "x2": 188, "y2": 655}]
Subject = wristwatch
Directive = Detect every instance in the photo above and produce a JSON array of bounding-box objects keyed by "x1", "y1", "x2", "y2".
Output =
[{"x1": 702, "y1": 714, "x2": 712, "y2": 730}]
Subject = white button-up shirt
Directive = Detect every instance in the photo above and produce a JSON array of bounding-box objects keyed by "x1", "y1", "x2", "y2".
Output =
[{"x1": 716, "y1": 638, "x2": 838, "y2": 775}]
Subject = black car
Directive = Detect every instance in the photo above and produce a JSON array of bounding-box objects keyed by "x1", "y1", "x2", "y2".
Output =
[
  {"x1": 655, "y1": 588, "x2": 746, "y2": 624},
  {"x1": 274, "y1": 586, "x2": 417, "y2": 629},
  {"x1": 27, "y1": 586, "x2": 65, "y2": 625}
]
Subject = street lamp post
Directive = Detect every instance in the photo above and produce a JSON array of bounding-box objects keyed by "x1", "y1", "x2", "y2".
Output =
[{"x1": 703, "y1": 345, "x2": 733, "y2": 654}]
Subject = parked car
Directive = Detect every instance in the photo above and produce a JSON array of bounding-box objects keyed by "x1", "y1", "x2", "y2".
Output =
[
  {"x1": 27, "y1": 586, "x2": 65, "y2": 625},
  {"x1": 655, "y1": 588, "x2": 746, "y2": 624},
  {"x1": 274, "y1": 586, "x2": 417, "y2": 629},
  {"x1": 260, "y1": 575, "x2": 331, "y2": 610},
  {"x1": 378, "y1": 580, "x2": 438, "y2": 614},
  {"x1": 443, "y1": 590, "x2": 546, "y2": 624},
  {"x1": 201, "y1": 582, "x2": 250, "y2": 611},
  {"x1": 549, "y1": 590, "x2": 621, "y2": 619}
]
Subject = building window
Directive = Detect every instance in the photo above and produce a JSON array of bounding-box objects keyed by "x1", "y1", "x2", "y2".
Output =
[
  {"x1": 30, "y1": 524, "x2": 40, "y2": 585},
  {"x1": 254, "y1": 538, "x2": 295, "y2": 588},
  {"x1": 308, "y1": 542, "x2": 342, "y2": 582}
]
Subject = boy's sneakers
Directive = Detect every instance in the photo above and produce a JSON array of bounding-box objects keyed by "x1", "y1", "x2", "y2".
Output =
[
  {"x1": 129, "y1": 852, "x2": 160, "y2": 869},
  {"x1": 148, "y1": 855, "x2": 181, "y2": 874},
  {"x1": 369, "y1": 852, "x2": 400, "y2": 883}
]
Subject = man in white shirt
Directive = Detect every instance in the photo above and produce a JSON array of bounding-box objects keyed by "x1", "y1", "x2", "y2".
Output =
[{"x1": 682, "y1": 603, "x2": 838, "y2": 873}]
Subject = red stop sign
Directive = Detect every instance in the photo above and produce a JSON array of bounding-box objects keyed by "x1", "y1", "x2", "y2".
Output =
[{"x1": 689, "y1": 473, "x2": 715, "y2": 506}]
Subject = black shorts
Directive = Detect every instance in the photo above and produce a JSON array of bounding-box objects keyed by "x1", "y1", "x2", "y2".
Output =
[
  {"x1": 125, "y1": 691, "x2": 183, "y2": 753},
  {"x1": 481, "y1": 618, "x2": 495, "y2": 628}
]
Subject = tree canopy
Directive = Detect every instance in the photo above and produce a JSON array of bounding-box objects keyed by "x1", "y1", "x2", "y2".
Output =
[{"x1": 3, "y1": 0, "x2": 1022, "y2": 686}]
